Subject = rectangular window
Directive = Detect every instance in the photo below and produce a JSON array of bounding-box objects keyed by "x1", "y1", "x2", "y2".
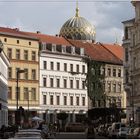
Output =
[
  {"x1": 113, "y1": 69, "x2": 116, "y2": 77},
  {"x1": 17, "y1": 40, "x2": 19, "y2": 44},
  {"x1": 107, "y1": 68, "x2": 111, "y2": 76},
  {"x1": 70, "y1": 80, "x2": 73, "y2": 89},
  {"x1": 76, "y1": 65, "x2": 79, "y2": 73},
  {"x1": 43, "y1": 61, "x2": 47, "y2": 69},
  {"x1": 32, "y1": 51, "x2": 36, "y2": 61},
  {"x1": 4, "y1": 38, "x2": 7, "y2": 42},
  {"x1": 113, "y1": 84, "x2": 116, "y2": 92},
  {"x1": 24, "y1": 50, "x2": 28, "y2": 60},
  {"x1": 24, "y1": 69, "x2": 28, "y2": 80},
  {"x1": 57, "y1": 79, "x2": 60, "y2": 88},
  {"x1": 70, "y1": 96, "x2": 73, "y2": 105},
  {"x1": 50, "y1": 95, "x2": 53, "y2": 105},
  {"x1": 29, "y1": 42, "x2": 31, "y2": 45},
  {"x1": 23, "y1": 87, "x2": 28, "y2": 100},
  {"x1": 64, "y1": 79, "x2": 67, "y2": 88},
  {"x1": 31, "y1": 88, "x2": 36, "y2": 100},
  {"x1": 70, "y1": 64, "x2": 73, "y2": 72},
  {"x1": 118, "y1": 69, "x2": 121, "y2": 77},
  {"x1": 50, "y1": 62, "x2": 54, "y2": 70},
  {"x1": 56, "y1": 96, "x2": 60, "y2": 105},
  {"x1": 64, "y1": 96, "x2": 67, "y2": 105},
  {"x1": 82, "y1": 65, "x2": 85, "y2": 73},
  {"x1": 16, "y1": 49, "x2": 20, "y2": 60},
  {"x1": 43, "y1": 77, "x2": 47, "y2": 87},
  {"x1": 82, "y1": 97, "x2": 85, "y2": 106},
  {"x1": 64, "y1": 63, "x2": 67, "y2": 71},
  {"x1": 108, "y1": 83, "x2": 111, "y2": 92},
  {"x1": 8, "y1": 87, "x2": 12, "y2": 100},
  {"x1": 50, "y1": 78, "x2": 54, "y2": 87},
  {"x1": 57, "y1": 62, "x2": 60, "y2": 71},
  {"x1": 8, "y1": 67, "x2": 12, "y2": 79},
  {"x1": 118, "y1": 84, "x2": 121, "y2": 92},
  {"x1": 16, "y1": 68, "x2": 20, "y2": 79},
  {"x1": 82, "y1": 81, "x2": 86, "y2": 89},
  {"x1": 125, "y1": 48, "x2": 129, "y2": 62},
  {"x1": 76, "y1": 80, "x2": 79, "y2": 89},
  {"x1": 76, "y1": 96, "x2": 79, "y2": 106},
  {"x1": 32, "y1": 69, "x2": 36, "y2": 80},
  {"x1": 43, "y1": 95, "x2": 47, "y2": 105},
  {"x1": 7, "y1": 48, "x2": 12, "y2": 59}
]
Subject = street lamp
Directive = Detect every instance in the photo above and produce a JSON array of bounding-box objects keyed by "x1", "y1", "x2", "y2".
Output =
[{"x1": 16, "y1": 69, "x2": 26, "y2": 111}]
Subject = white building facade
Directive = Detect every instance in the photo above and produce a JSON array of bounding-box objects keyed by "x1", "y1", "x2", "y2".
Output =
[
  {"x1": 39, "y1": 43, "x2": 88, "y2": 123},
  {"x1": 0, "y1": 48, "x2": 10, "y2": 127}
]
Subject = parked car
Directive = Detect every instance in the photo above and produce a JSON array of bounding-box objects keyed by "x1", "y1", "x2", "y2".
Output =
[
  {"x1": 65, "y1": 123, "x2": 85, "y2": 132},
  {"x1": 117, "y1": 127, "x2": 128, "y2": 138},
  {"x1": 14, "y1": 129, "x2": 42, "y2": 139}
]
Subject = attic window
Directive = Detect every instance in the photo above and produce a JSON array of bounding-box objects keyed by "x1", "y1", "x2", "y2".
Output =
[
  {"x1": 17, "y1": 40, "x2": 19, "y2": 44},
  {"x1": 29, "y1": 42, "x2": 31, "y2": 45},
  {"x1": 4, "y1": 38, "x2": 7, "y2": 42},
  {"x1": 62, "y1": 46, "x2": 66, "y2": 53}
]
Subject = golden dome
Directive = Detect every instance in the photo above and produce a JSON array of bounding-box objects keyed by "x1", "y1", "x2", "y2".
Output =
[{"x1": 59, "y1": 3, "x2": 96, "y2": 42}]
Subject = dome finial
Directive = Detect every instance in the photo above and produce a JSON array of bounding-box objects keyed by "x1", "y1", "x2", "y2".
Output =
[{"x1": 75, "y1": 1, "x2": 79, "y2": 17}]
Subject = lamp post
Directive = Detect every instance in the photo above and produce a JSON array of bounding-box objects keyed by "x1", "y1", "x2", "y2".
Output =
[{"x1": 16, "y1": 69, "x2": 26, "y2": 111}]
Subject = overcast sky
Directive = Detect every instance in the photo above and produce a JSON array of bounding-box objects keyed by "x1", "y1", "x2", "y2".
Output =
[{"x1": 0, "y1": 0, "x2": 134, "y2": 44}]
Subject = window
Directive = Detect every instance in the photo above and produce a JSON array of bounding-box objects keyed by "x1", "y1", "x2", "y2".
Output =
[
  {"x1": 50, "y1": 95, "x2": 53, "y2": 105},
  {"x1": 8, "y1": 67, "x2": 12, "y2": 79},
  {"x1": 70, "y1": 64, "x2": 73, "y2": 72},
  {"x1": 82, "y1": 65, "x2": 85, "y2": 73},
  {"x1": 32, "y1": 69, "x2": 36, "y2": 80},
  {"x1": 113, "y1": 69, "x2": 116, "y2": 77},
  {"x1": 64, "y1": 79, "x2": 67, "y2": 88},
  {"x1": 124, "y1": 27, "x2": 128, "y2": 39},
  {"x1": 125, "y1": 70, "x2": 129, "y2": 83},
  {"x1": 16, "y1": 87, "x2": 20, "y2": 100},
  {"x1": 50, "y1": 78, "x2": 54, "y2": 87},
  {"x1": 4, "y1": 38, "x2": 7, "y2": 42},
  {"x1": 125, "y1": 48, "x2": 129, "y2": 62},
  {"x1": 16, "y1": 68, "x2": 20, "y2": 79},
  {"x1": 43, "y1": 95, "x2": 47, "y2": 105},
  {"x1": 118, "y1": 84, "x2": 121, "y2": 92},
  {"x1": 17, "y1": 40, "x2": 19, "y2": 44},
  {"x1": 50, "y1": 62, "x2": 54, "y2": 70},
  {"x1": 76, "y1": 65, "x2": 79, "y2": 73},
  {"x1": 8, "y1": 87, "x2": 12, "y2": 99},
  {"x1": 82, "y1": 97, "x2": 85, "y2": 106},
  {"x1": 29, "y1": 42, "x2": 31, "y2": 45},
  {"x1": 108, "y1": 83, "x2": 111, "y2": 92},
  {"x1": 107, "y1": 68, "x2": 111, "y2": 76},
  {"x1": 16, "y1": 49, "x2": 20, "y2": 60},
  {"x1": 118, "y1": 69, "x2": 121, "y2": 77},
  {"x1": 70, "y1": 80, "x2": 73, "y2": 89},
  {"x1": 24, "y1": 50, "x2": 28, "y2": 60},
  {"x1": 70, "y1": 96, "x2": 73, "y2": 105},
  {"x1": 76, "y1": 97, "x2": 79, "y2": 106},
  {"x1": 76, "y1": 80, "x2": 79, "y2": 89},
  {"x1": 57, "y1": 79, "x2": 60, "y2": 88},
  {"x1": 43, "y1": 77, "x2": 47, "y2": 87},
  {"x1": 64, "y1": 63, "x2": 67, "y2": 71},
  {"x1": 7, "y1": 48, "x2": 12, "y2": 59},
  {"x1": 56, "y1": 96, "x2": 60, "y2": 105},
  {"x1": 113, "y1": 84, "x2": 116, "y2": 92},
  {"x1": 32, "y1": 51, "x2": 36, "y2": 61},
  {"x1": 31, "y1": 88, "x2": 36, "y2": 100},
  {"x1": 57, "y1": 62, "x2": 60, "y2": 71},
  {"x1": 64, "y1": 96, "x2": 67, "y2": 105},
  {"x1": 82, "y1": 81, "x2": 86, "y2": 89},
  {"x1": 23, "y1": 87, "x2": 28, "y2": 100},
  {"x1": 24, "y1": 69, "x2": 28, "y2": 80},
  {"x1": 43, "y1": 61, "x2": 47, "y2": 69}
]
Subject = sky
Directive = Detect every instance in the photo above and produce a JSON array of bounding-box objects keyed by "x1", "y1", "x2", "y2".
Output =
[{"x1": 0, "y1": 0, "x2": 135, "y2": 44}]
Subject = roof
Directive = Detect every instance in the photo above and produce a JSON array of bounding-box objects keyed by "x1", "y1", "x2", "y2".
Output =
[
  {"x1": 0, "y1": 27, "x2": 38, "y2": 40},
  {"x1": 99, "y1": 43, "x2": 123, "y2": 61},
  {"x1": 67, "y1": 39, "x2": 123, "y2": 65}
]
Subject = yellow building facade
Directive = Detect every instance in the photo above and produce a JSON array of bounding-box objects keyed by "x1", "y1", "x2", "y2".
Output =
[{"x1": 0, "y1": 28, "x2": 39, "y2": 124}]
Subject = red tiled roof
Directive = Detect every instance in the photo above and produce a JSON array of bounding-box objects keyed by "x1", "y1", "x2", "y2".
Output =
[
  {"x1": 67, "y1": 39, "x2": 123, "y2": 65},
  {"x1": 99, "y1": 43, "x2": 123, "y2": 61}
]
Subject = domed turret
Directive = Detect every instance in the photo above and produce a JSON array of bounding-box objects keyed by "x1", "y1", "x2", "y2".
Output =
[{"x1": 59, "y1": 3, "x2": 96, "y2": 42}]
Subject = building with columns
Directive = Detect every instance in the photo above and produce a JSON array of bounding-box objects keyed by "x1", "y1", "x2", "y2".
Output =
[
  {"x1": 0, "y1": 40, "x2": 10, "y2": 127},
  {"x1": 123, "y1": 0, "x2": 140, "y2": 124}
]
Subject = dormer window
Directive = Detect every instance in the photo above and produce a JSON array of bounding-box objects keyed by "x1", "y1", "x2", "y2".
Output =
[
  {"x1": 62, "y1": 46, "x2": 66, "y2": 53},
  {"x1": 52, "y1": 44, "x2": 56, "y2": 52},
  {"x1": 71, "y1": 46, "x2": 75, "y2": 54},
  {"x1": 80, "y1": 48, "x2": 84, "y2": 56},
  {"x1": 42, "y1": 42, "x2": 46, "y2": 50}
]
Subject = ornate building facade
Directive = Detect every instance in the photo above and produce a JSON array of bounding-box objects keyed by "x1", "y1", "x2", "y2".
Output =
[{"x1": 123, "y1": 1, "x2": 140, "y2": 124}]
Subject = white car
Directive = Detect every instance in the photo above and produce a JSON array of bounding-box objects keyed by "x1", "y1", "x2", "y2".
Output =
[{"x1": 117, "y1": 127, "x2": 128, "y2": 138}]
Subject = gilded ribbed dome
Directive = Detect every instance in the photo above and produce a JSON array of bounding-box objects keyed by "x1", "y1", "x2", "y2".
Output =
[{"x1": 59, "y1": 4, "x2": 96, "y2": 42}]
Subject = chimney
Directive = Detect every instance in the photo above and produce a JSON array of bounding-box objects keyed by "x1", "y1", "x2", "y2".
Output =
[
  {"x1": 14, "y1": 28, "x2": 20, "y2": 31},
  {"x1": 37, "y1": 31, "x2": 41, "y2": 34}
]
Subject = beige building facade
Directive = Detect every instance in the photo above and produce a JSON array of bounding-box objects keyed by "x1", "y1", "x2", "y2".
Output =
[{"x1": 0, "y1": 28, "x2": 39, "y2": 124}]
